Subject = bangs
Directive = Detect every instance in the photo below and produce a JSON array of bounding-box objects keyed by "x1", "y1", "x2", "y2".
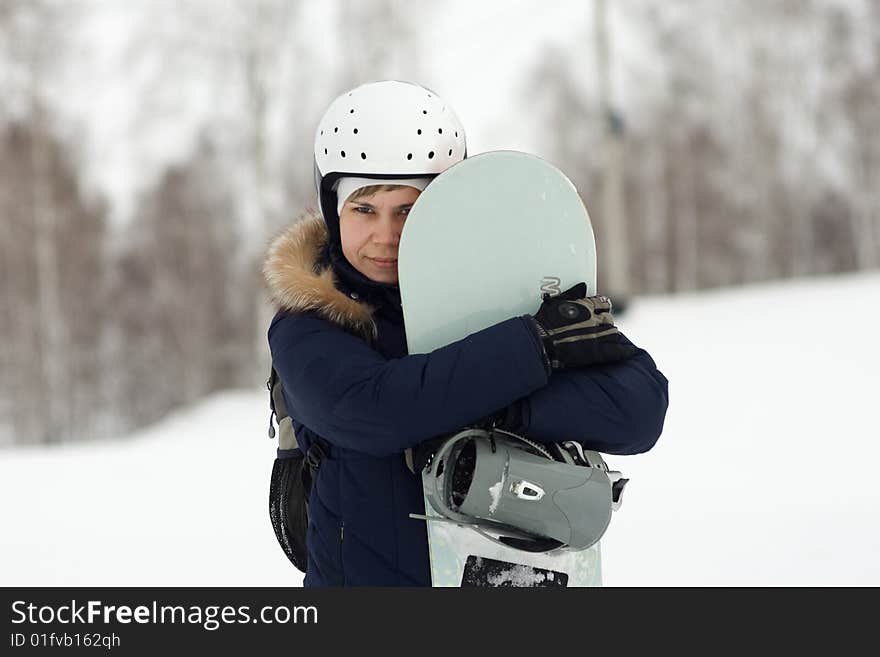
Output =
[{"x1": 346, "y1": 184, "x2": 412, "y2": 204}]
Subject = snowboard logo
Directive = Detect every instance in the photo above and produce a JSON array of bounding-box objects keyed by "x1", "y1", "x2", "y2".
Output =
[{"x1": 540, "y1": 277, "x2": 562, "y2": 297}]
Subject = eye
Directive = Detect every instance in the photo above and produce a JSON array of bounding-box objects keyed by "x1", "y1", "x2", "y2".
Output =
[
  {"x1": 400, "y1": 207, "x2": 412, "y2": 216},
  {"x1": 353, "y1": 206, "x2": 373, "y2": 214}
]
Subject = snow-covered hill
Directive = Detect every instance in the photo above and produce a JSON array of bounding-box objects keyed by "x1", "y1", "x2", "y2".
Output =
[{"x1": 2, "y1": 272, "x2": 879, "y2": 586}]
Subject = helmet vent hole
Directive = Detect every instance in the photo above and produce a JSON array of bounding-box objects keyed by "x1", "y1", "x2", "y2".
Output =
[
  {"x1": 407, "y1": 153, "x2": 413, "y2": 160},
  {"x1": 360, "y1": 152, "x2": 366, "y2": 159},
  {"x1": 353, "y1": 128, "x2": 358, "y2": 134},
  {"x1": 320, "y1": 130, "x2": 323, "y2": 135},
  {"x1": 324, "y1": 148, "x2": 328, "y2": 155},
  {"x1": 341, "y1": 151, "x2": 346, "y2": 158},
  {"x1": 350, "y1": 109, "x2": 355, "y2": 114},
  {"x1": 428, "y1": 151, "x2": 434, "y2": 159},
  {"x1": 438, "y1": 128, "x2": 442, "y2": 134},
  {"x1": 448, "y1": 149, "x2": 452, "y2": 156},
  {"x1": 334, "y1": 127, "x2": 338, "y2": 133},
  {"x1": 422, "y1": 110, "x2": 428, "y2": 115},
  {"x1": 455, "y1": 131, "x2": 459, "y2": 138},
  {"x1": 417, "y1": 129, "x2": 422, "y2": 135}
]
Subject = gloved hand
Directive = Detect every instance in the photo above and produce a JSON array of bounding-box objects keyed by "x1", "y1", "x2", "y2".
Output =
[{"x1": 531, "y1": 283, "x2": 638, "y2": 370}]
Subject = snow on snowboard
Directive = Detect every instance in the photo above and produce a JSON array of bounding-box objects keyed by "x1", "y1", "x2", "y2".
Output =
[{"x1": 399, "y1": 150, "x2": 614, "y2": 587}]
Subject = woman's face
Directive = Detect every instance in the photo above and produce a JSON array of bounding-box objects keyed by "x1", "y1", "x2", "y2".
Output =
[{"x1": 338, "y1": 186, "x2": 421, "y2": 284}]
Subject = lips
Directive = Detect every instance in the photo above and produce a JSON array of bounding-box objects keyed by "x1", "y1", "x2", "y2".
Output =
[{"x1": 369, "y1": 257, "x2": 398, "y2": 267}]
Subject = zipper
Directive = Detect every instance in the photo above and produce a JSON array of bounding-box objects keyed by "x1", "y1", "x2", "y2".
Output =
[{"x1": 339, "y1": 521, "x2": 345, "y2": 585}]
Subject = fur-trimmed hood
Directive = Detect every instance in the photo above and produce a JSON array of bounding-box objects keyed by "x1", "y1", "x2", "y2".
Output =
[{"x1": 263, "y1": 212, "x2": 377, "y2": 339}]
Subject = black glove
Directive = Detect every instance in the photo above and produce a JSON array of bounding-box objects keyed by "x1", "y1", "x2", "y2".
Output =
[{"x1": 531, "y1": 283, "x2": 638, "y2": 370}]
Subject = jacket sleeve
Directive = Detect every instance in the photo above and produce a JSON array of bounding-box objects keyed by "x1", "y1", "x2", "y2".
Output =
[
  {"x1": 268, "y1": 312, "x2": 550, "y2": 457},
  {"x1": 502, "y1": 338, "x2": 669, "y2": 455}
]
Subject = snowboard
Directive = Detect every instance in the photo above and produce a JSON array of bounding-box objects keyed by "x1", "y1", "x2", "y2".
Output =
[{"x1": 398, "y1": 150, "x2": 603, "y2": 587}]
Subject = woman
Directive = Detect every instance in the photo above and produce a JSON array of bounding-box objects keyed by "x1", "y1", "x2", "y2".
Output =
[{"x1": 264, "y1": 80, "x2": 669, "y2": 586}]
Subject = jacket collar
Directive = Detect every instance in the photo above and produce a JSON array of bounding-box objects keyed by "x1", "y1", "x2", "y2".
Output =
[{"x1": 263, "y1": 213, "x2": 377, "y2": 340}]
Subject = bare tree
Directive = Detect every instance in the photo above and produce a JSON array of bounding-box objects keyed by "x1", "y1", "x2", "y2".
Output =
[
  {"x1": 528, "y1": 0, "x2": 880, "y2": 297},
  {"x1": 0, "y1": 1, "x2": 109, "y2": 444},
  {"x1": 108, "y1": 136, "x2": 245, "y2": 430},
  {"x1": 0, "y1": 119, "x2": 108, "y2": 444}
]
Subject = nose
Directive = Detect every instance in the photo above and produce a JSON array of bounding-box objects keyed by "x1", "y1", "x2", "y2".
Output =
[{"x1": 373, "y1": 215, "x2": 401, "y2": 246}]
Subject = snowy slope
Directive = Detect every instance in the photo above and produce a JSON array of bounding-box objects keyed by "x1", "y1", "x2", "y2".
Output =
[
  {"x1": 0, "y1": 393, "x2": 299, "y2": 587},
  {"x1": 604, "y1": 271, "x2": 880, "y2": 585},
  {"x1": 2, "y1": 272, "x2": 879, "y2": 586}
]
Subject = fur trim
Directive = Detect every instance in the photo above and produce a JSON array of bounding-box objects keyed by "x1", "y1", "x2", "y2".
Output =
[{"x1": 263, "y1": 212, "x2": 377, "y2": 339}]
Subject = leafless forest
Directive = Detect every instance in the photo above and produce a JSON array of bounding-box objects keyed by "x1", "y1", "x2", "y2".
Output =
[{"x1": 1, "y1": 0, "x2": 878, "y2": 444}]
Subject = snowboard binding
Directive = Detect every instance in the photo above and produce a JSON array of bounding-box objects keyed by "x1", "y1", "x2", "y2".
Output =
[{"x1": 418, "y1": 428, "x2": 628, "y2": 553}]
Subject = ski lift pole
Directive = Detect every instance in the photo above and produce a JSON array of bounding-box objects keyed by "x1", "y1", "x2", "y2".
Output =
[{"x1": 594, "y1": 0, "x2": 631, "y2": 299}]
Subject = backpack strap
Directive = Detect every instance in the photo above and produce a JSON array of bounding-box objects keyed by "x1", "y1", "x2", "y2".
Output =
[
  {"x1": 267, "y1": 364, "x2": 329, "y2": 474},
  {"x1": 267, "y1": 365, "x2": 298, "y2": 451}
]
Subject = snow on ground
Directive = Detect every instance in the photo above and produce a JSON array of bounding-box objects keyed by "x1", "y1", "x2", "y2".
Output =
[
  {"x1": 2, "y1": 272, "x2": 879, "y2": 586},
  {"x1": 604, "y1": 271, "x2": 880, "y2": 585},
  {"x1": 0, "y1": 393, "x2": 299, "y2": 587}
]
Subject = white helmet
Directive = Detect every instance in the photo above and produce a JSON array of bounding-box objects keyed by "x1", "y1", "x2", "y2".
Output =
[{"x1": 313, "y1": 80, "x2": 467, "y2": 241}]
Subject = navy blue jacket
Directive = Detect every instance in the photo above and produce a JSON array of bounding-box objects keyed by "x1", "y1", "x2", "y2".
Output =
[{"x1": 264, "y1": 214, "x2": 669, "y2": 586}]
